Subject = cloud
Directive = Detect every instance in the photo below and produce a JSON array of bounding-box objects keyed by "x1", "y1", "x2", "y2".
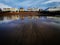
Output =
[
  {"x1": 0, "y1": 0, "x2": 48, "y2": 9},
  {"x1": 0, "y1": 0, "x2": 60, "y2": 9},
  {"x1": 43, "y1": 0, "x2": 60, "y2": 4},
  {"x1": 16, "y1": 0, "x2": 46, "y2": 8},
  {"x1": 2, "y1": 0, "x2": 15, "y2": 3},
  {"x1": 18, "y1": 1, "x2": 32, "y2": 7},
  {"x1": 0, "y1": 3, "x2": 12, "y2": 9}
]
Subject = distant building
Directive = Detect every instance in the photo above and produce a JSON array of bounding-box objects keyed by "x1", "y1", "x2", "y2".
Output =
[
  {"x1": 32, "y1": 8, "x2": 39, "y2": 11},
  {"x1": 27, "y1": 8, "x2": 41, "y2": 11},
  {"x1": 47, "y1": 7, "x2": 60, "y2": 11},
  {"x1": 27, "y1": 8, "x2": 33, "y2": 11},
  {"x1": 19, "y1": 8, "x2": 25, "y2": 11},
  {"x1": 2, "y1": 8, "x2": 18, "y2": 12}
]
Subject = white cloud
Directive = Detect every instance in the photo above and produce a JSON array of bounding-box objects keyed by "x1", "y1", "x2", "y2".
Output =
[
  {"x1": 1, "y1": 0, "x2": 60, "y2": 9},
  {"x1": 18, "y1": 1, "x2": 32, "y2": 7},
  {"x1": 43, "y1": 0, "x2": 60, "y2": 4},
  {"x1": 3, "y1": 0, "x2": 14, "y2": 3},
  {"x1": 0, "y1": 3, "x2": 12, "y2": 9},
  {"x1": 16, "y1": 0, "x2": 44, "y2": 8},
  {"x1": 0, "y1": 0, "x2": 47, "y2": 9}
]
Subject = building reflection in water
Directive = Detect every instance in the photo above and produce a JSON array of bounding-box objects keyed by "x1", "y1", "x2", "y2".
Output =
[
  {"x1": 0, "y1": 15, "x2": 60, "y2": 23},
  {"x1": 0, "y1": 15, "x2": 39, "y2": 22}
]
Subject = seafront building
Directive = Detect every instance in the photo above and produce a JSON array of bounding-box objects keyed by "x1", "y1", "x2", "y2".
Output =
[
  {"x1": 0, "y1": 8, "x2": 43, "y2": 12},
  {"x1": 27, "y1": 8, "x2": 39, "y2": 11},
  {"x1": 1, "y1": 7, "x2": 60, "y2": 12},
  {"x1": 27, "y1": 8, "x2": 33, "y2": 11},
  {"x1": 32, "y1": 8, "x2": 39, "y2": 11},
  {"x1": 0, "y1": 8, "x2": 41, "y2": 12},
  {"x1": 2, "y1": 8, "x2": 19, "y2": 12},
  {"x1": 19, "y1": 8, "x2": 25, "y2": 11}
]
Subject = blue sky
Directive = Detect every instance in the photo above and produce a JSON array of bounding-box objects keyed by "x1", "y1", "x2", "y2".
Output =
[{"x1": 0, "y1": 0, "x2": 60, "y2": 9}]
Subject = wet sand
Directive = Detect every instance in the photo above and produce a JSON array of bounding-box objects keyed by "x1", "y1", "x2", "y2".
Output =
[{"x1": 0, "y1": 17, "x2": 60, "y2": 45}]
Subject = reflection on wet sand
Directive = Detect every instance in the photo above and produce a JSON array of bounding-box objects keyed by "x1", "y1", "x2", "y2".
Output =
[
  {"x1": 0, "y1": 15, "x2": 40, "y2": 23},
  {"x1": 0, "y1": 15, "x2": 60, "y2": 45}
]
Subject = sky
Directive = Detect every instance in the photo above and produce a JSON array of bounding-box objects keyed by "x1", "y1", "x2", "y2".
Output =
[{"x1": 0, "y1": 0, "x2": 60, "y2": 9}]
